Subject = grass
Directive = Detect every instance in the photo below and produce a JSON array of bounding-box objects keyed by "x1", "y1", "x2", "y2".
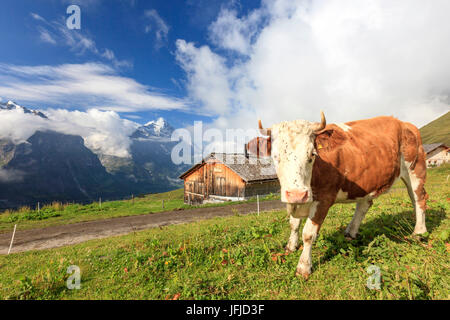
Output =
[
  {"x1": 0, "y1": 189, "x2": 280, "y2": 234},
  {"x1": 0, "y1": 165, "x2": 448, "y2": 300},
  {"x1": 420, "y1": 111, "x2": 450, "y2": 145}
]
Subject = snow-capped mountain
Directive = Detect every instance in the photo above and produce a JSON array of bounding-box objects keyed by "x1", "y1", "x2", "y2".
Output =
[
  {"x1": 0, "y1": 100, "x2": 47, "y2": 119},
  {"x1": 0, "y1": 102, "x2": 187, "y2": 209},
  {"x1": 131, "y1": 117, "x2": 174, "y2": 140}
]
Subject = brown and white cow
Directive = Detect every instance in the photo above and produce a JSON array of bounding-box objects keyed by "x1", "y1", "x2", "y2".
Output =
[{"x1": 248, "y1": 112, "x2": 428, "y2": 279}]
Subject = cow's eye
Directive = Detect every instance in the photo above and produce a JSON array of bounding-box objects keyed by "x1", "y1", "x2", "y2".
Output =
[{"x1": 307, "y1": 150, "x2": 317, "y2": 163}]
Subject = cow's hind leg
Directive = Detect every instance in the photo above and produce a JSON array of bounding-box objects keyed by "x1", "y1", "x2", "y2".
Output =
[
  {"x1": 401, "y1": 163, "x2": 428, "y2": 235},
  {"x1": 400, "y1": 125, "x2": 428, "y2": 235},
  {"x1": 345, "y1": 198, "x2": 373, "y2": 239}
]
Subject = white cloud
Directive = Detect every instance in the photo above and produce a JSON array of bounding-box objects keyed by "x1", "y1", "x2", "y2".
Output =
[
  {"x1": 208, "y1": 8, "x2": 265, "y2": 55},
  {"x1": 176, "y1": 0, "x2": 450, "y2": 129},
  {"x1": 31, "y1": 14, "x2": 131, "y2": 68},
  {"x1": 30, "y1": 12, "x2": 47, "y2": 22},
  {"x1": 58, "y1": 23, "x2": 98, "y2": 55},
  {"x1": 100, "y1": 48, "x2": 132, "y2": 68},
  {"x1": 123, "y1": 114, "x2": 142, "y2": 120},
  {"x1": 45, "y1": 109, "x2": 138, "y2": 157},
  {"x1": 0, "y1": 62, "x2": 188, "y2": 112},
  {"x1": 175, "y1": 39, "x2": 232, "y2": 116},
  {"x1": 38, "y1": 27, "x2": 57, "y2": 45},
  {"x1": 0, "y1": 168, "x2": 25, "y2": 183},
  {"x1": 0, "y1": 108, "x2": 48, "y2": 145},
  {"x1": 144, "y1": 9, "x2": 170, "y2": 49},
  {"x1": 0, "y1": 107, "x2": 138, "y2": 158}
]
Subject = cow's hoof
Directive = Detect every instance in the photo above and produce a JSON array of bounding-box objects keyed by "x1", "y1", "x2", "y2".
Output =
[
  {"x1": 295, "y1": 269, "x2": 310, "y2": 280},
  {"x1": 344, "y1": 232, "x2": 357, "y2": 241},
  {"x1": 413, "y1": 228, "x2": 427, "y2": 236},
  {"x1": 285, "y1": 246, "x2": 297, "y2": 254}
]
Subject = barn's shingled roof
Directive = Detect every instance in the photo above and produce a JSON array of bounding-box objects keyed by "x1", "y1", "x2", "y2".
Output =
[
  {"x1": 179, "y1": 153, "x2": 278, "y2": 182},
  {"x1": 423, "y1": 143, "x2": 448, "y2": 154}
]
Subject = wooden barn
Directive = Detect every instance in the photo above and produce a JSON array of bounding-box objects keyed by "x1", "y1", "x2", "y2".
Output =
[
  {"x1": 179, "y1": 153, "x2": 280, "y2": 205},
  {"x1": 423, "y1": 143, "x2": 449, "y2": 167}
]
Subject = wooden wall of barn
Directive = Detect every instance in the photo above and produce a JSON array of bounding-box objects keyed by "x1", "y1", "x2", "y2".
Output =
[
  {"x1": 244, "y1": 180, "x2": 280, "y2": 197},
  {"x1": 183, "y1": 159, "x2": 281, "y2": 204},
  {"x1": 183, "y1": 160, "x2": 247, "y2": 204}
]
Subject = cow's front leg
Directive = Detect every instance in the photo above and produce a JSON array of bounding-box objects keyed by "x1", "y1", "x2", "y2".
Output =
[
  {"x1": 286, "y1": 203, "x2": 312, "y2": 253},
  {"x1": 295, "y1": 201, "x2": 331, "y2": 279},
  {"x1": 295, "y1": 217, "x2": 320, "y2": 279},
  {"x1": 286, "y1": 214, "x2": 301, "y2": 253}
]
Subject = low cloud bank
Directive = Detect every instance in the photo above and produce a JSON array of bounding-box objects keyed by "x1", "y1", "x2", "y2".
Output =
[
  {"x1": 0, "y1": 107, "x2": 138, "y2": 158},
  {"x1": 0, "y1": 168, "x2": 25, "y2": 183}
]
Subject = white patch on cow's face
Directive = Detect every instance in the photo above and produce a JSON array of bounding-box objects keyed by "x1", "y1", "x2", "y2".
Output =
[{"x1": 271, "y1": 120, "x2": 317, "y2": 203}]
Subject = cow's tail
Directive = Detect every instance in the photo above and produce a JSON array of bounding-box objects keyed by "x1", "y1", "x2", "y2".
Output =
[{"x1": 400, "y1": 122, "x2": 422, "y2": 171}]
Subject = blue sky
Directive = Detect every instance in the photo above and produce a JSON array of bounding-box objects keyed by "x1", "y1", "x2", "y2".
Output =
[
  {"x1": 0, "y1": 0, "x2": 260, "y2": 128},
  {"x1": 0, "y1": 0, "x2": 449, "y2": 135}
]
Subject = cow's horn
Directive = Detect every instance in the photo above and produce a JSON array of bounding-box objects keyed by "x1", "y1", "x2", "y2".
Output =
[
  {"x1": 313, "y1": 110, "x2": 326, "y2": 133},
  {"x1": 258, "y1": 120, "x2": 271, "y2": 136}
]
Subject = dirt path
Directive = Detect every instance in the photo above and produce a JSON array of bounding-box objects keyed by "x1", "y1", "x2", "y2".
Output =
[{"x1": 0, "y1": 200, "x2": 285, "y2": 254}]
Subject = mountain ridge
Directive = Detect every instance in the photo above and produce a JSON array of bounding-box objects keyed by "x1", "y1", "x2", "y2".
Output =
[
  {"x1": 0, "y1": 100, "x2": 48, "y2": 119},
  {"x1": 132, "y1": 117, "x2": 175, "y2": 140},
  {"x1": 0, "y1": 101, "x2": 187, "y2": 209}
]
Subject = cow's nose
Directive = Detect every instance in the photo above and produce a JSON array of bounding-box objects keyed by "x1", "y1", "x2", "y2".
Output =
[{"x1": 285, "y1": 189, "x2": 309, "y2": 203}]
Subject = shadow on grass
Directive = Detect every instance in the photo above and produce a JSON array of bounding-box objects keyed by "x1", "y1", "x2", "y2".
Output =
[{"x1": 317, "y1": 208, "x2": 447, "y2": 266}]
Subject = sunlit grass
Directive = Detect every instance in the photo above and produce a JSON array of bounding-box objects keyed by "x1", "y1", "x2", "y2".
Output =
[{"x1": 0, "y1": 165, "x2": 448, "y2": 300}]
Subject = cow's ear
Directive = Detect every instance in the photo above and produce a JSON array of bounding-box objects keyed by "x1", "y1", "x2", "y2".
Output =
[
  {"x1": 246, "y1": 137, "x2": 271, "y2": 157},
  {"x1": 315, "y1": 129, "x2": 345, "y2": 151},
  {"x1": 267, "y1": 136, "x2": 272, "y2": 155},
  {"x1": 257, "y1": 136, "x2": 271, "y2": 157}
]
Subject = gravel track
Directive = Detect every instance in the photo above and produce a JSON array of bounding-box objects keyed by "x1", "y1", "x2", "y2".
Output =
[{"x1": 0, "y1": 200, "x2": 285, "y2": 254}]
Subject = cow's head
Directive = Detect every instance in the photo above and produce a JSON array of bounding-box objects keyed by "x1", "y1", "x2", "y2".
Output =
[{"x1": 257, "y1": 111, "x2": 326, "y2": 204}]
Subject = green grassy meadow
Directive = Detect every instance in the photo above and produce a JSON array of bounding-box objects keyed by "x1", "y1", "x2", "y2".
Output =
[
  {"x1": 0, "y1": 189, "x2": 279, "y2": 234},
  {"x1": 0, "y1": 165, "x2": 448, "y2": 300},
  {"x1": 419, "y1": 111, "x2": 450, "y2": 145}
]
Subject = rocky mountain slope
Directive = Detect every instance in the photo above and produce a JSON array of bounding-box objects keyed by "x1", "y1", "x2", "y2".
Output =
[{"x1": 0, "y1": 101, "x2": 189, "y2": 209}]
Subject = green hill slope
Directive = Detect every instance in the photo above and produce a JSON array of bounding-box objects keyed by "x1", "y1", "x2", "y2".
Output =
[{"x1": 419, "y1": 111, "x2": 450, "y2": 145}]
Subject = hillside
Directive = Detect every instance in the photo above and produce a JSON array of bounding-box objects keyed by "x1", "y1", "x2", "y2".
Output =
[{"x1": 419, "y1": 111, "x2": 450, "y2": 145}]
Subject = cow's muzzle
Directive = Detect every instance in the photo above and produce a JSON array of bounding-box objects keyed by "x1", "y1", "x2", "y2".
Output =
[{"x1": 285, "y1": 189, "x2": 310, "y2": 204}]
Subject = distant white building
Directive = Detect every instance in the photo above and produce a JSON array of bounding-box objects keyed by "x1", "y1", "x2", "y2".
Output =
[{"x1": 423, "y1": 143, "x2": 449, "y2": 167}]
